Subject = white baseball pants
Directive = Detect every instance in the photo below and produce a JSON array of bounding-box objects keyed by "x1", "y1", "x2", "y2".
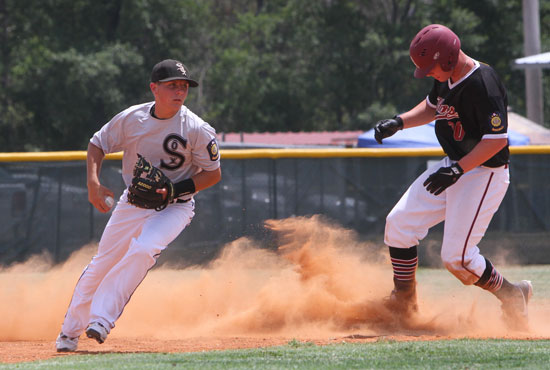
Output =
[
  {"x1": 384, "y1": 157, "x2": 509, "y2": 285},
  {"x1": 61, "y1": 192, "x2": 195, "y2": 338}
]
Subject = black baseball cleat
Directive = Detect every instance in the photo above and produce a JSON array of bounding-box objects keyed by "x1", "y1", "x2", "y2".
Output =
[
  {"x1": 86, "y1": 322, "x2": 108, "y2": 344},
  {"x1": 501, "y1": 280, "x2": 533, "y2": 330}
]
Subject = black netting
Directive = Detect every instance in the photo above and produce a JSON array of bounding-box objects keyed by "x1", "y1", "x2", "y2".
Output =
[{"x1": 1, "y1": 154, "x2": 548, "y2": 267}]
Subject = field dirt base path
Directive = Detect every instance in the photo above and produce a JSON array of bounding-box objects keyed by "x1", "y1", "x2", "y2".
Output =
[
  {"x1": 2, "y1": 218, "x2": 550, "y2": 364},
  {"x1": 1, "y1": 334, "x2": 545, "y2": 364},
  {"x1": 1, "y1": 336, "x2": 356, "y2": 363}
]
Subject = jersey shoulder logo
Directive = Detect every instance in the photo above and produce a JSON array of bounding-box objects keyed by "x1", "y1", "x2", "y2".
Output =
[
  {"x1": 490, "y1": 112, "x2": 504, "y2": 131},
  {"x1": 207, "y1": 138, "x2": 219, "y2": 161}
]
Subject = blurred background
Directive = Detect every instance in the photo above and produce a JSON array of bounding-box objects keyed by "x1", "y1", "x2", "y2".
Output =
[
  {"x1": 0, "y1": 0, "x2": 549, "y2": 267},
  {"x1": 0, "y1": 0, "x2": 549, "y2": 151}
]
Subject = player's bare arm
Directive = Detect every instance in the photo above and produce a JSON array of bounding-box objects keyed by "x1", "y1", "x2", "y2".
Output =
[
  {"x1": 374, "y1": 99, "x2": 436, "y2": 144},
  {"x1": 192, "y1": 167, "x2": 222, "y2": 191},
  {"x1": 457, "y1": 138, "x2": 508, "y2": 173},
  {"x1": 86, "y1": 142, "x2": 114, "y2": 213},
  {"x1": 156, "y1": 168, "x2": 221, "y2": 201},
  {"x1": 399, "y1": 99, "x2": 437, "y2": 129},
  {"x1": 423, "y1": 138, "x2": 508, "y2": 195}
]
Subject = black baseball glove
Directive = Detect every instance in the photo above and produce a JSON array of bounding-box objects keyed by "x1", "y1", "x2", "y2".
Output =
[
  {"x1": 127, "y1": 154, "x2": 174, "y2": 211},
  {"x1": 374, "y1": 116, "x2": 404, "y2": 144},
  {"x1": 423, "y1": 163, "x2": 464, "y2": 195}
]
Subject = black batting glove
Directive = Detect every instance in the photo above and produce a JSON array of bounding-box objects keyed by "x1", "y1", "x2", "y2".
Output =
[
  {"x1": 374, "y1": 116, "x2": 404, "y2": 144},
  {"x1": 423, "y1": 163, "x2": 464, "y2": 195}
]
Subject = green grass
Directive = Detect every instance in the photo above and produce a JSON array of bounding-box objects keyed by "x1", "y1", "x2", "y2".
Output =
[
  {"x1": 416, "y1": 265, "x2": 549, "y2": 301},
  {"x1": 2, "y1": 339, "x2": 549, "y2": 369}
]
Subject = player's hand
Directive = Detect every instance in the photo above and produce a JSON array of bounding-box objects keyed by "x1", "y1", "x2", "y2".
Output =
[
  {"x1": 88, "y1": 182, "x2": 115, "y2": 213},
  {"x1": 156, "y1": 187, "x2": 168, "y2": 201},
  {"x1": 423, "y1": 163, "x2": 464, "y2": 195},
  {"x1": 374, "y1": 116, "x2": 404, "y2": 144}
]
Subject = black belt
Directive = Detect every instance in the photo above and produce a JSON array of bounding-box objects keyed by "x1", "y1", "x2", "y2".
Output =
[
  {"x1": 482, "y1": 163, "x2": 508, "y2": 169},
  {"x1": 173, "y1": 198, "x2": 191, "y2": 204}
]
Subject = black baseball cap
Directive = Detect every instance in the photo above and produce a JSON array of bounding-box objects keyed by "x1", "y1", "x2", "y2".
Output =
[{"x1": 150, "y1": 59, "x2": 198, "y2": 87}]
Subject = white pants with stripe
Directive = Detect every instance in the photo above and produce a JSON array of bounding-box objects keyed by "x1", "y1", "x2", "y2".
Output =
[
  {"x1": 61, "y1": 191, "x2": 195, "y2": 338},
  {"x1": 384, "y1": 157, "x2": 509, "y2": 285}
]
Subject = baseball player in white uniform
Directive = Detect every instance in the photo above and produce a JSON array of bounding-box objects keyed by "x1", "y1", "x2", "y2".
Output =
[
  {"x1": 374, "y1": 25, "x2": 532, "y2": 328},
  {"x1": 56, "y1": 59, "x2": 221, "y2": 352}
]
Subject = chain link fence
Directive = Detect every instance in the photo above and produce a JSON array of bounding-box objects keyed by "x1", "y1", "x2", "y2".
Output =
[{"x1": 1, "y1": 148, "x2": 549, "y2": 267}]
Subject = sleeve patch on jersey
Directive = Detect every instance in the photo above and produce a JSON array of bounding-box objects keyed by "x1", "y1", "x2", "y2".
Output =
[
  {"x1": 207, "y1": 139, "x2": 220, "y2": 161},
  {"x1": 490, "y1": 112, "x2": 504, "y2": 132}
]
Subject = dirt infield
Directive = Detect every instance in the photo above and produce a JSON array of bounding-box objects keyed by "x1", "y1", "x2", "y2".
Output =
[
  {"x1": 2, "y1": 217, "x2": 549, "y2": 364},
  {"x1": 0, "y1": 336, "x2": 306, "y2": 363}
]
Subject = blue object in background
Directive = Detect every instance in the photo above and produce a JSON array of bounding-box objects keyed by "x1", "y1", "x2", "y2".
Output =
[{"x1": 357, "y1": 122, "x2": 530, "y2": 148}]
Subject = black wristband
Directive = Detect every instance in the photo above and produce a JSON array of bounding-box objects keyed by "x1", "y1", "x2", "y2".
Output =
[
  {"x1": 452, "y1": 162, "x2": 464, "y2": 175},
  {"x1": 173, "y1": 178, "x2": 196, "y2": 197},
  {"x1": 392, "y1": 115, "x2": 404, "y2": 129}
]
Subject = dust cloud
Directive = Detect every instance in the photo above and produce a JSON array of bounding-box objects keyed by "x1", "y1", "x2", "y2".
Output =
[{"x1": 1, "y1": 215, "x2": 548, "y2": 341}]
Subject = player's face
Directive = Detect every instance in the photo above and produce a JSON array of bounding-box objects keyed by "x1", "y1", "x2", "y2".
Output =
[
  {"x1": 426, "y1": 63, "x2": 452, "y2": 82},
  {"x1": 151, "y1": 80, "x2": 189, "y2": 110}
]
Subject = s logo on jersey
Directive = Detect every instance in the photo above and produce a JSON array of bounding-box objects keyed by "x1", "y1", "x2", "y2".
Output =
[
  {"x1": 160, "y1": 134, "x2": 187, "y2": 170},
  {"x1": 490, "y1": 112, "x2": 504, "y2": 131}
]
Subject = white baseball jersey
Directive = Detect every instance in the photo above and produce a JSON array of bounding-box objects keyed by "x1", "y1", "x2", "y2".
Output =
[
  {"x1": 60, "y1": 103, "x2": 220, "y2": 338},
  {"x1": 91, "y1": 101, "x2": 220, "y2": 199}
]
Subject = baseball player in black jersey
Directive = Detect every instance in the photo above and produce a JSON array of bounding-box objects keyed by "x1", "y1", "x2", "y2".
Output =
[{"x1": 374, "y1": 24, "x2": 532, "y2": 329}]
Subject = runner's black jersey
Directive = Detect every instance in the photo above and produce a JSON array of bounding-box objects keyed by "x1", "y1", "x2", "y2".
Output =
[{"x1": 426, "y1": 60, "x2": 509, "y2": 167}]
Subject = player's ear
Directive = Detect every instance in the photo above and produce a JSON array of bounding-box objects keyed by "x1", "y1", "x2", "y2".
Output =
[{"x1": 150, "y1": 82, "x2": 158, "y2": 95}]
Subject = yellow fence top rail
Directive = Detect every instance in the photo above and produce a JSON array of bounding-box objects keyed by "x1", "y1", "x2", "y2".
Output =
[
  {"x1": 1, "y1": 145, "x2": 550, "y2": 162},
  {"x1": 0, "y1": 151, "x2": 122, "y2": 162}
]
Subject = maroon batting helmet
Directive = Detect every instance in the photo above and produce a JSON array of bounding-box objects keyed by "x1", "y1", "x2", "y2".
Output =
[{"x1": 409, "y1": 24, "x2": 461, "y2": 78}]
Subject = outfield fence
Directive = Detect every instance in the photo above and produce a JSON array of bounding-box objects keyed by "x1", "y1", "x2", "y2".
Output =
[{"x1": 1, "y1": 147, "x2": 549, "y2": 267}]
